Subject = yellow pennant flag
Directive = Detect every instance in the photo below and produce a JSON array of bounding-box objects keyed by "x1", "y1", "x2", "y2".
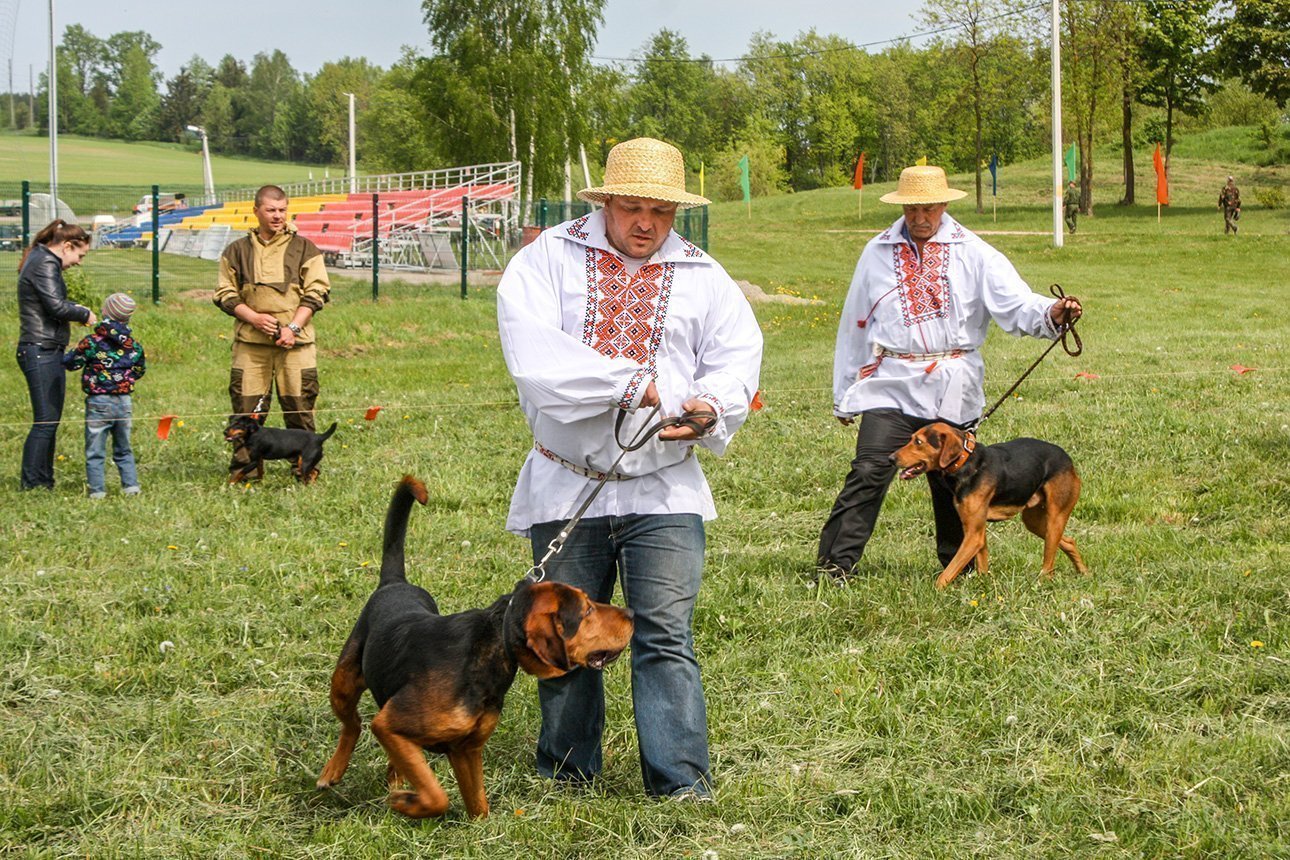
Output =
[
  {"x1": 915, "y1": 155, "x2": 928, "y2": 166},
  {"x1": 699, "y1": 161, "x2": 705, "y2": 198}
]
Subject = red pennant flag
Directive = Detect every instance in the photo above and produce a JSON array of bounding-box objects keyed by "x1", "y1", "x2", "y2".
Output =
[
  {"x1": 365, "y1": 406, "x2": 383, "y2": 421},
  {"x1": 852, "y1": 152, "x2": 866, "y2": 190},
  {"x1": 750, "y1": 390, "x2": 766, "y2": 412},
  {"x1": 1153, "y1": 143, "x2": 1169, "y2": 206},
  {"x1": 1074, "y1": 372, "x2": 1101, "y2": 381},
  {"x1": 1230, "y1": 364, "x2": 1255, "y2": 375},
  {"x1": 157, "y1": 415, "x2": 178, "y2": 440}
]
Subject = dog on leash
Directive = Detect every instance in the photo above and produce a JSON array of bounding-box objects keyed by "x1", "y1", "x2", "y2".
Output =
[
  {"x1": 891, "y1": 422, "x2": 1088, "y2": 589},
  {"x1": 223, "y1": 416, "x2": 336, "y2": 484},
  {"x1": 316, "y1": 476, "x2": 634, "y2": 819}
]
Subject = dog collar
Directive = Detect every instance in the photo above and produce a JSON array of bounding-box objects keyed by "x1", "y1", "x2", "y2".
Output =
[{"x1": 944, "y1": 431, "x2": 976, "y2": 474}]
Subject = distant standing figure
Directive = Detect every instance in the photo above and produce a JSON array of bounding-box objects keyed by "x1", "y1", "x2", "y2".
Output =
[
  {"x1": 64, "y1": 293, "x2": 147, "y2": 498},
  {"x1": 1063, "y1": 181, "x2": 1079, "y2": 234},
  {"x1": 1219, "y1": 176, "x2": 1241, "y2": 235},
  {"x1": 15, "y1": 219, "x2": 96, "y2": 490}
]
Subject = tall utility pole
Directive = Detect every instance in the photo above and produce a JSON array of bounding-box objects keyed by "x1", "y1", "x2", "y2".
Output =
[
  {"x1": 48, "y1": 0, "x2": 58, "y2": 209},
  {"x1": 186, "y1": 125, "x2": 215, "y2": 203},
  {"x1": 1050, "y1": 0, "x2": 1063, "y2": 248},
  {"x1": 344, "y1": 92, "x2": 356, "y2": 193}
]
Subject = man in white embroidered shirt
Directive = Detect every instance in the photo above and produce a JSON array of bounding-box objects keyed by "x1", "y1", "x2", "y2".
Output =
[
  {"x1": 818, "y1": 165, "x2": 1083, "y2": 583},
  {"x1": 497, "y1": 137, "x2": 763, "y2": 800}
]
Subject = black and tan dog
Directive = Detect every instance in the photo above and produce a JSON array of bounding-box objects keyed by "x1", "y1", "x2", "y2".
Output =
[
  {"x1": 891, "y1": 422, "x2": 1088, "y2": 589},
  {"x1": 316, "y1": 476, "x2": 634, "y2": 819},
  {"x1": 223, "y1": 416, "x2": 337, "y2": 483}
]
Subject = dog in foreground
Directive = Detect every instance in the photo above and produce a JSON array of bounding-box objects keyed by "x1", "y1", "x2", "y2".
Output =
[
  {"x1": 223, "y1": 416, "x2": 336, "y2": 483},
  {"x1": 891, "y1": 422, "x2": 1088, "y2": 589},
  {"x1": 317, "y1": 476, "x2": 634, "y2": 818}
]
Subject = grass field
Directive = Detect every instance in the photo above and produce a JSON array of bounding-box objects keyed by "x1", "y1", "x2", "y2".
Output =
[{"x1": 0, "y1": 134, "x2": 1287, "y2": 858}]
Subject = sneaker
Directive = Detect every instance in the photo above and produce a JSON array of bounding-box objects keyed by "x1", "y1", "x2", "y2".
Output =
[
  {"x1": 668, "y1": 788, "x2": 714, "y2": 804},
  {"x1": 88, "y1": 491, "x2": 106, "y2": 500},
  {"x1": 123, "y1": 486, "x2": 141, "y2": 496}
]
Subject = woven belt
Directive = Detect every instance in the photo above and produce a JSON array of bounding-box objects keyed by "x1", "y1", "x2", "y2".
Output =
[
  {"x1": 875, "y1": 346, "x2": 971, "y2": 361},
  {"x1": 535, "y1": 442, "x2": 634, "y2": 480}
]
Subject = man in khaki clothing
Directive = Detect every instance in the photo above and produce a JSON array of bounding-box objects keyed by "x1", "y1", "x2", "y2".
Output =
[{"x1": 214, "y1": 184, "x2": 330, "y2": 476}]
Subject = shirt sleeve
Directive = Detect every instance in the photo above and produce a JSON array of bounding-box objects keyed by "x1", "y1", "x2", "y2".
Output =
[
  {"x1": 497, "y1": 238, "x2": 654, "y2": 423},
  {"x1": 687, "y1": 271, "x2": 763, "y2": 456},
  {"x1": 299, "y1": 245, "x2": 331, "y2": 312},
  {"x1": 63, "y1": 337, "x2": 90, "y2": 370},
  {"x1": 832, "y1": 250, "x2": 876, "y2": 414},
  {"x1": 979, "y1": 246, "x2": 1058, "y2": 340},
  {"x1": 214, "y1": 253, "x2": 241, "y2": 315}
]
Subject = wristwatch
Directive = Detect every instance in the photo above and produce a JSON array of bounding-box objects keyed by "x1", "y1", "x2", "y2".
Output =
[{"x1": 287, "y1": 322, "x2": 303, "y2": 335}]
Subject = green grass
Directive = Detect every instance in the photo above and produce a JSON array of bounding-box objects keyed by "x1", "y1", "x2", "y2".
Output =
[{"x1": 0, "y1": 147, "x2": 1287, "y2": 858}]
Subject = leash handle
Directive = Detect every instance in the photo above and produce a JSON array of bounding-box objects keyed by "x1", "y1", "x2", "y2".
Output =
[
  {"x1": 526, "y1": 403, "x2": 664, "y2": 583},
  {"x1": 978, "y1": 283, "x2": 1082, "y2": 427}
]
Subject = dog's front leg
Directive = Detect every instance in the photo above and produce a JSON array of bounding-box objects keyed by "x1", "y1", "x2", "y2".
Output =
[
  {"x1": 448, "y1": 745, "x2": 490, "y2": 818},
  {"x1": 936, "y1": 502, "x2": 987, "y2": 589}
]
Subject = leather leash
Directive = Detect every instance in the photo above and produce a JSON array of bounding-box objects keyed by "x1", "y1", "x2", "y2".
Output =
[{"x1": 976, "y1": 284, "x2": 1082, "y2": 428}]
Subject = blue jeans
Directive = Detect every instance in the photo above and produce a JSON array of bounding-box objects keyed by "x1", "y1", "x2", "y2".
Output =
[
  {"x1": 84, "y1": 394, "x2": 138, "y2": 494},
  {"x1": 16, "y1": 344, "x2": 67, "y2": 490},
  {"x1": 530, "y1": 513, "x2": 712, "y2": 798}
]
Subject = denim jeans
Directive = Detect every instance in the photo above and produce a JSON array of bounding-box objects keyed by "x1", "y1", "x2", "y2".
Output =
[
  {"x1": 84, "y1": 394, "x2": 138, "y2": 495},
  {"x1": 16, "y1": 344, "x2": 67, "y2": 489},
  {"x1": 530, "y1": 513, "x2": 712, "y2": 798}
]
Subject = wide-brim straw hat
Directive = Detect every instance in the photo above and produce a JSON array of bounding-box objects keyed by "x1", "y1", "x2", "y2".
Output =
[
  {"x1": 879, "y1": 165, "x2": 969, "y2": 205},
  {"x1": 578, "y1": 137, "x2": 710, "y2": 209}
]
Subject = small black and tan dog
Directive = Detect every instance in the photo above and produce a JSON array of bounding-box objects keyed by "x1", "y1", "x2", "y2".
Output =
[
  {"x1": 891, "y1": 422, "x2": 1088, "y2": 589},
  {"x1": 223, "y1": 416, "x2": 337, "y2": 484},
  {"x1": 316, "y1": 476, "x2": 634, "y2": 819}
]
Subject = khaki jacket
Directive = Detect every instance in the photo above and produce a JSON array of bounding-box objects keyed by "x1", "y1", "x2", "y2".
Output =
[{"x1": 215, "y1": 228, "x2": 330, "y2": 345}]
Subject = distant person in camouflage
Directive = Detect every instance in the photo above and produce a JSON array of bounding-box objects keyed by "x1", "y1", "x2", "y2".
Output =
[
  {"x1": 1063, "y1": 181, "x2": 1079, "y2": 234},
  {"x1": 1218, "y1": 176, "x2": 1241, "y2": 235}
]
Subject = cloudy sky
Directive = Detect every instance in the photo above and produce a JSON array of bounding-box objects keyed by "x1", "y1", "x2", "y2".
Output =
[{"x1": 4, "y1": 0, "x2": 924, "y2": 83}]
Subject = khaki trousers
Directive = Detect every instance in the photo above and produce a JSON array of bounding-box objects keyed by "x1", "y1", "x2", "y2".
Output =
[{"x1": 228, "y1": 340, "x2": 319, "y2": 472}]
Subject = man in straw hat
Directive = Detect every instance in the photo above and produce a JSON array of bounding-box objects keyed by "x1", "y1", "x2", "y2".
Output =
[
  {"x1": 817, "y1": 164, "x2": 1082, "y2": 584},
  {"x1": 496, "y1": 137, "x2": 763, "y2": 800}
]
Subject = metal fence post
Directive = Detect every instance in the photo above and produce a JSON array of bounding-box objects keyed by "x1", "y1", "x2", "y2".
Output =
[
  {"x1": 151, "y1": 185, "x2": 160, "y2": 304},
  {"x1": 460, "y1": 196, "x2": 469, "y2": 300},
  {"x1": 372, "y1": 193, "x2": 380, "y2": 301},
  {"x1": 21, "y1": 180, "x2": 30, "y2": 248},
  {"x1": 701, "y1": 205, "x2": 709, "y2": 252},
  {"x1": 538, "y1": 198, "x2": 548, "y2": 229}
]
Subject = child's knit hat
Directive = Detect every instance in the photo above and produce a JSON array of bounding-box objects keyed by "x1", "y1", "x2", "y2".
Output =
[{"x1": 102, "y1": 293, "x2": 137, "y2": 322}]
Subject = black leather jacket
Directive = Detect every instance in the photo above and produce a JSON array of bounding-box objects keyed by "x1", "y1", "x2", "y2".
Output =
[{"x1": 17, "y1": 244, "x2": 90, "y2": 348}]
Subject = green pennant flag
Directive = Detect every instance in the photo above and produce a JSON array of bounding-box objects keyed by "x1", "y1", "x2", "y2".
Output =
[
  {"x1": 738, "y1": 154, "x2": 751, "y2": 203},
  {"x1": 1065, "y1": 143, "x2": 1078, "y2": 183}
]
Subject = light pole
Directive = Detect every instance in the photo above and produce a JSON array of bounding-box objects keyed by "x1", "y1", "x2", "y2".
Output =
[
  {"x1": 48, "y1": 0, "x2": 58, "y2": 213},
  {"x1": 1050, "y1": 0, "x2": 1063, "y2": 248},
  {"x1": 343, "y1": 92, "x2": 356, "y2": 193},
  {"x1": 186, "y1": 124, "x2": 215, "y2": 204}
]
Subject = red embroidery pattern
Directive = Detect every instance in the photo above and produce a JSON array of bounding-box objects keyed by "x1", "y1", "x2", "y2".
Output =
[
  {"x1": 581, "y1": 248, "x2": 673, "y2": 385},
  {"x1": 893, "y1": 242, "x2": 951, "y2": 327}
]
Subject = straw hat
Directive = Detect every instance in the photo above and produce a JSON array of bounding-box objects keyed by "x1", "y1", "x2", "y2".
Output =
[
  {"x1": 879, "y1": 165, "x2": 968, "y2": 205},
  {"x1": 578, "y1": 137, "x2": 709, "y2": 209}
]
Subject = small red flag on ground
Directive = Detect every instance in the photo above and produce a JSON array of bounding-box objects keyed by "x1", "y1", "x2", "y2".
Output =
[
  {"x1": 852, "y1": 152, "x2": 866, "y2": 190},
  {"x1": 1074, "y1": 372, "x2": 1101, "y2": 381},
  {"x1": 157, "y1": 415, "x2": 178, "y2": 440},
  {"x1": 1153, "y1": 143, "x2": 1169, "y2": 205},
  {"x1": 750, "y1": 390, "x2": 766, "y2": 412},
  {"x1": 365, "y1": 406, "x2": 383, "y2": 421},
  {"x1": 1230, "y1": 364, "x2": 1255, "y2": 375}
]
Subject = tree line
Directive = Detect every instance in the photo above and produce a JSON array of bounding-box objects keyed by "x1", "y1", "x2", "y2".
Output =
[{"x1": 4, "y1": 0, "x2": 1286, "y2": 213}]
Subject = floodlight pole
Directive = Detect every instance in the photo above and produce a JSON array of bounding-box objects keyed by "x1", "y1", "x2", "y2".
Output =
[
  {"x1": 186, "y1": 125, "x2": 215, "y2": 203},
  {"x1": 345, "y1": 92, "x2": 356, "y2": 194},
  {"x1": 48, "y1": 0, "x2": 58, "y2": 209},
  {"x1": 1050, "y1": 0, "x2": 1063, "y2": 248}
]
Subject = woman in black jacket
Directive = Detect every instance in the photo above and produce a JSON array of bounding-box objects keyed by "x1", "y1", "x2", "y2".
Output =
[{"x1": 16, "y1": 220, "x2": 95, "y2": 490}]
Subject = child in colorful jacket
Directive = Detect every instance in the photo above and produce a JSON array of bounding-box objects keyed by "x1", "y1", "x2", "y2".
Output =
[{"x1": 63, "y1": 293, "x2": 147, "y2": 498}]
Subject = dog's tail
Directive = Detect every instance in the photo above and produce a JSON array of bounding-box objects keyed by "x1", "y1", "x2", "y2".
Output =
[
  {"x1": 379, "y1": 475, "x2": 429, "y2": 586},
  {"x1": 317, "y1": 422, "x2": 338, "y2": 441}
]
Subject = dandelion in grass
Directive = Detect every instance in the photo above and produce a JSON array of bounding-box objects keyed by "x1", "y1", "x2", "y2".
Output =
[
  {"x1": 1251, "y1": 641, "x2": 1264, "y2": 649},
  {"x1": 969, "y1": 599, "x2": 979, "y2": 607},
  {"x1": 167, "y1": 545, "x2": 178, "y2": 550},
  {"x1": 57, "y1": 454, "x2": 66, "y2": 461},
  {"x1": 338, "y1": 541, "x2": 348, "y2": 547},
  {"x1": 176, "y1": 420, "x2": 184, "y2": 428}
]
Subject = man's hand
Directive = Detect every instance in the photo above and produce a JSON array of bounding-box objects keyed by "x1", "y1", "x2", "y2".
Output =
[
  {"x1": 275, "y1": 326, "x2": 296, "y2": 348},
  {"x1": 836, "y1": 415, "x2": 855, "y2": 426},
  {"x1": 84, "y1": 311, "x2": 97, "y2": 327},
  {"x1": 640, "y1": 381, "x2": 660, "y2": 408},
  {"x1": 252, "y1": 313, "x2": 281, "y2": 337},
  {"x1": 659, "y1": 397, "x2": 717, "y2": 442},
  {"x1": 1050, "y1": 296, "x2": 1082, "y2": 327}
]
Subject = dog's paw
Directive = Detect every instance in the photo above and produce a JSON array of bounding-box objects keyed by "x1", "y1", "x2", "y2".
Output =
[{"x1": 387, "y1": 790, "x2": 448, "y2": 819}]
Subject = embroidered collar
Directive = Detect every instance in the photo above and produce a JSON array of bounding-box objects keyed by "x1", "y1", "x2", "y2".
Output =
[
  {"x1": 555, "y1": 209, "x2": 711, "y2": 265},
  {"x1": 874, "y1": 213, "x2": 973, "y2": 246},
  {"x1": 944, "y1": 430, "x2": 977, "y2": 474}
]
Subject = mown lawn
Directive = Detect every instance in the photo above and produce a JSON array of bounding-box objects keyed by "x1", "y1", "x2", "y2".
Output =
[{"x1": 0, "y1": 152, "x2": 1287, "y2": 858}]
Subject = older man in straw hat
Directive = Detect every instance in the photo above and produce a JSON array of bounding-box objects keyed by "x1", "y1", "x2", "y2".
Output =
[
  {"x1": 816, "y1": 164, "x2": 1082, "y2": 584},
  {"x1": 496, "y1": 137, "x2": 763, "y2": 800}
]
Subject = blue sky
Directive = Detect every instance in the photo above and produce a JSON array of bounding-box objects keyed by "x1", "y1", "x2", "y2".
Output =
[{"x1": 4, "y1": 0, "x2": 922, "y2": 82}]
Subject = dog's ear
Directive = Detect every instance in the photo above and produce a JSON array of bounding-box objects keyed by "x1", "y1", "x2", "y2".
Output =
[
  {"x1": 937, "y1": 427, "x2": 963, "y2": 470},
  {"x1": 525, "y1": 609, "x2": 571, "y2": 672}
]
